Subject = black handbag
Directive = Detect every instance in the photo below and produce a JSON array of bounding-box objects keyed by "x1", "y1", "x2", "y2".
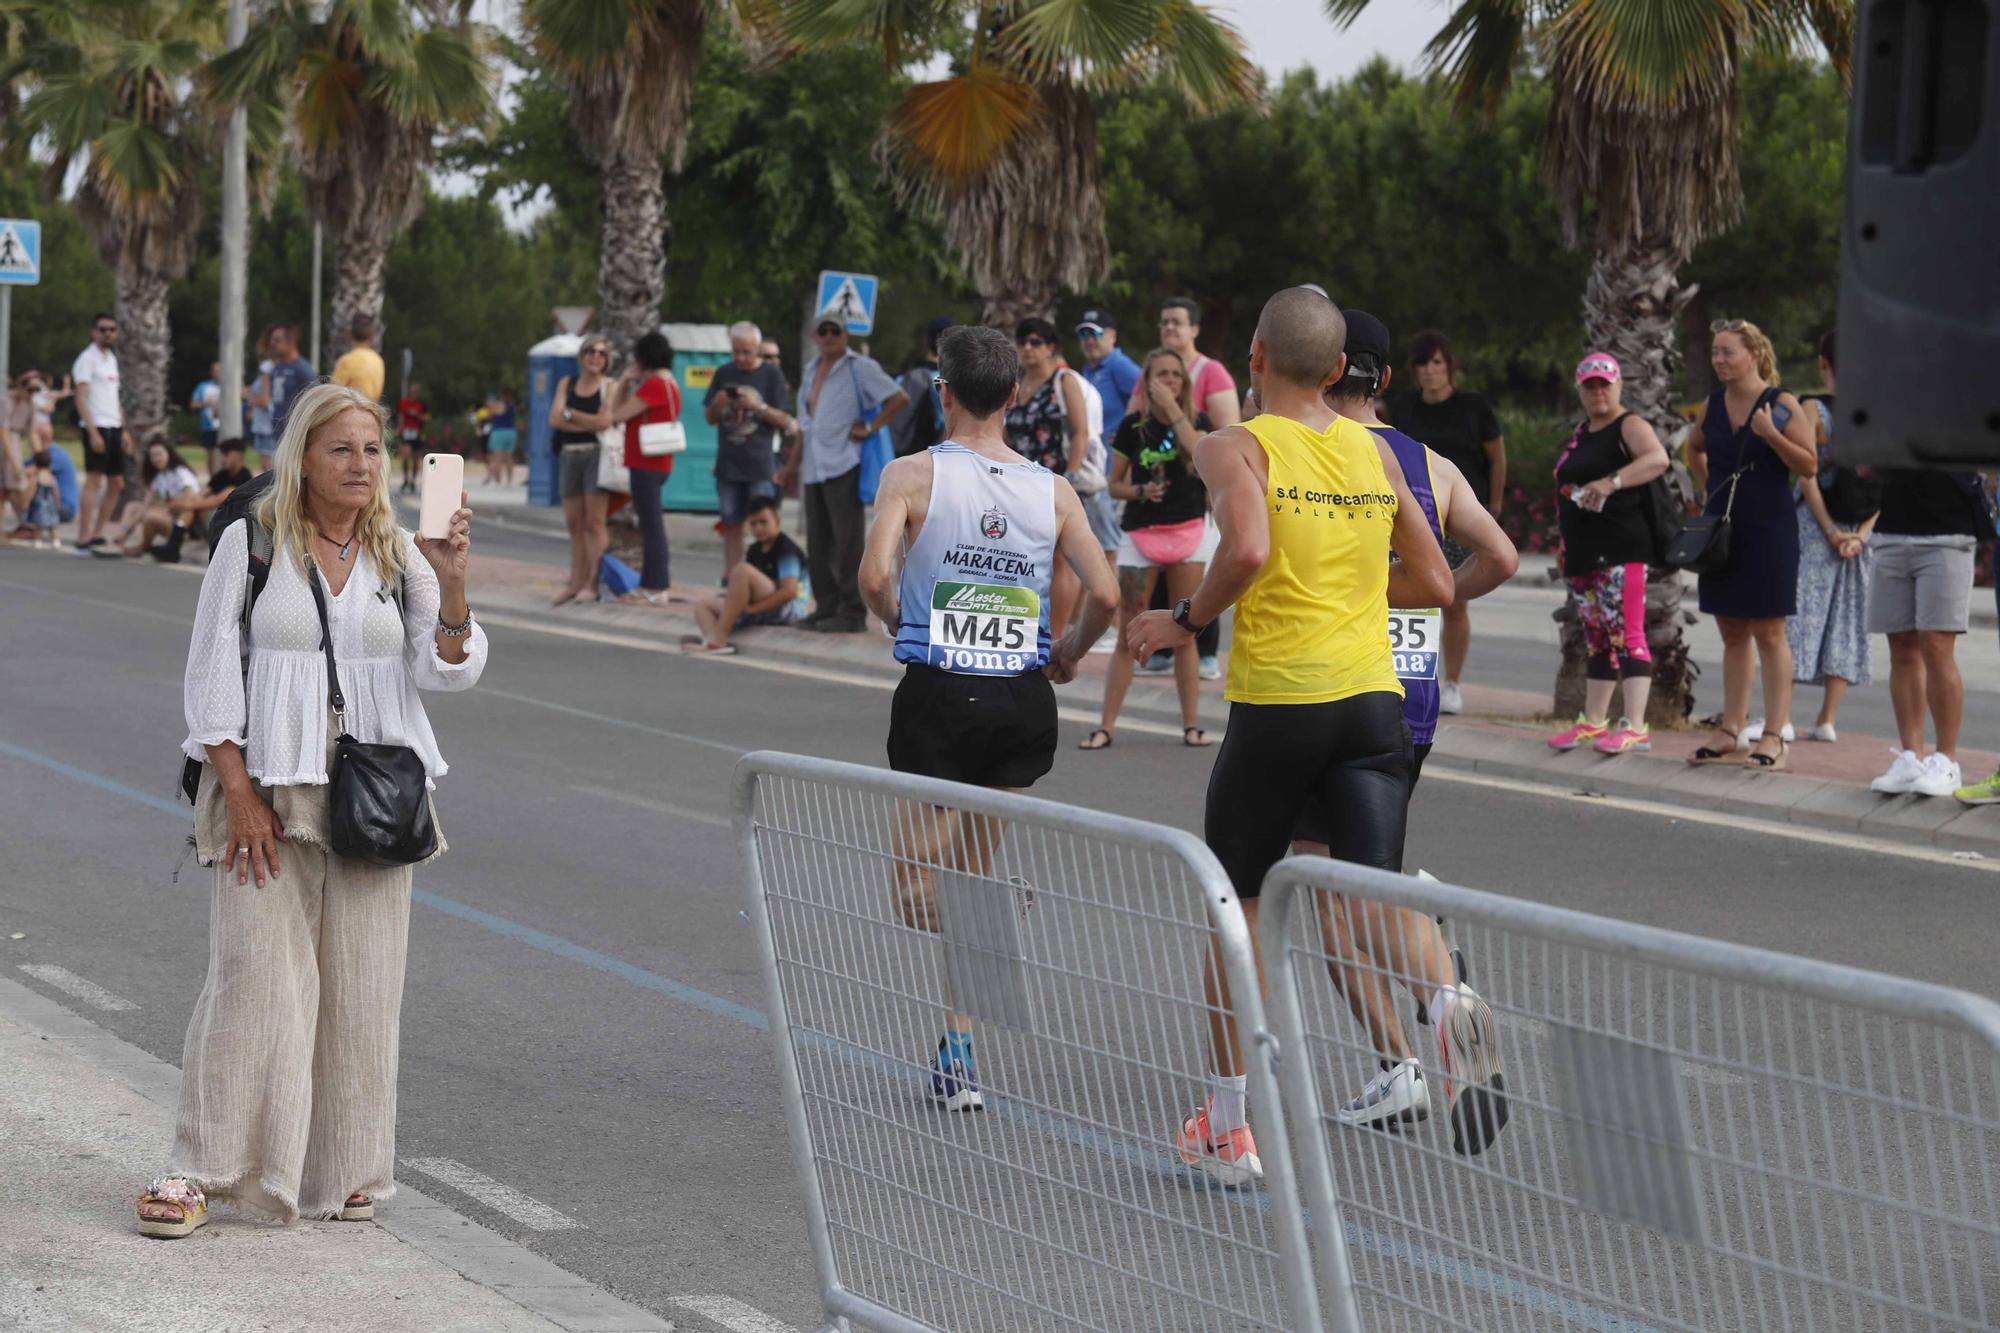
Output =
[
  {"x1": 309, "y1": 566, "x2": 439, "y2": 867},
  {"x1": 1666, "y1": 389, "x2": 1777, "y2": 574}
]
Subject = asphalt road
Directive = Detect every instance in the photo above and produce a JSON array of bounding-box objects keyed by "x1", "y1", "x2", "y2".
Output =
[{"x1": 3, "y1": 532, "x2": 1995, "y2": 1332}]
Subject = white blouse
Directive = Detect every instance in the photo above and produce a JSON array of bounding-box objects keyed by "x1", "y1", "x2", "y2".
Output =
[{"x1": 182, "y1": 521, "x2": 488, "y2": 785}]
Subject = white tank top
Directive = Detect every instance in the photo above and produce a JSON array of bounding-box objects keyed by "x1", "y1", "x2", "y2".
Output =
[{"x1": 894, "y1": 443, "x2": 1058, "y2": 675}]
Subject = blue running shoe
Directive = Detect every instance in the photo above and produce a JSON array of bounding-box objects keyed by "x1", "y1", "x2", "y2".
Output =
[{"x1": 929, "y1": 1034, "x2": 983, "y2": 1112}]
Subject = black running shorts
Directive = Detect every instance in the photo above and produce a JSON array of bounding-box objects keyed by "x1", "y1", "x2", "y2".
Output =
[
  {"x1": 83, "y1": 426, "x2": 126, "y2": 476},
  {"x1": 1206, "y1": 691, "x2": 1410, "y2": 899},
  {"x1": 887, "y1": 663, "x2": 1058, "y2": 791},
  {"x1": 1293, "y1": 741, "x2": 1431, "y2": 846}
]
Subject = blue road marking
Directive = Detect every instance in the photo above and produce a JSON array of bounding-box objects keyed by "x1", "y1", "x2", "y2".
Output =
[{"x1": 3, "y1": 735, "x2": 1662, "y2": 1333}]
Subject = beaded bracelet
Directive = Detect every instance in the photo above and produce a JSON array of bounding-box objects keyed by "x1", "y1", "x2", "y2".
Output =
[{"x1": 437, "y1": 607, "x2": 475, "y2": 638}]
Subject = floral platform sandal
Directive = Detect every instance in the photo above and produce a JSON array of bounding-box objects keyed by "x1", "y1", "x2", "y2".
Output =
[
  {"x1": 136, "y1": 1175, "x2": 209, "y2": 1239},
  {"x1": 337, "y1": 1192, "x2": 375, "y2": 1221}
]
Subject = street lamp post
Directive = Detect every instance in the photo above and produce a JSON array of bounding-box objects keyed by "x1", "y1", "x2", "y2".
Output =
[{"x1": 218, "y1": 0, "x2": 248, "y2": 439}]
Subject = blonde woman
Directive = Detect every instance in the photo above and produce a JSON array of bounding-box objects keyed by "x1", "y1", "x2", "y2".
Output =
[
  {"x1": 138, "y1": 382, "x2": 486, "y2": 1238},
  {"x1": 549, "y1": 334, "x2": 617, "y2": 605},
  {"x1": 1685, "y1": 319, "x2": 1817, "y2": 770}
]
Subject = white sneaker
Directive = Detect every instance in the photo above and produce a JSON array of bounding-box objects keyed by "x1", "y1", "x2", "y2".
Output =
[
  {"x1": 1439, "y1": 680, "x2": 1464, "y2": 715},
  {"x1": 1435, "y1": 987, "x2": 1508, "y2": 1156},
  {"x1": 1807, "y1": 722, "x2": 1838, "y2": 743},
  {"x1": 1911, "y1": 753, "x2": 1962, "y2": 798},
  {"x1": 1870, "y1": 749, "x2": 1926, "y2": 795},
  {"x1": 1335, "y1": 1058, "x2": 1429, "y2": 1130},
  {"x1": 1742, "y1": 719, "x2": 1796, "y2": 745},
  {"x1": 1198, "y1": 655, "x2": 1221, "y2": 681}
]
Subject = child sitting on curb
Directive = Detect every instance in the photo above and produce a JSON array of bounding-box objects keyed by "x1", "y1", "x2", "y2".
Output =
[{"x1": 682, "y1": 495, "x2": 808, "y2": 656}]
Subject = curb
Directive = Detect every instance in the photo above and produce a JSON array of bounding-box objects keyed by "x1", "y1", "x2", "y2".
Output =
[
  {"x1": 1427, "y1": 720, "x2": 2000, "y2": 858},
  {"x1": 0, "y1": 977, "x2": 676, "y2": 1333}
]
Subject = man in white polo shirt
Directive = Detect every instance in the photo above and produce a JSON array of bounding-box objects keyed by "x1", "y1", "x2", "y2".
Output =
[{"x1": 72, "y1": 312, "x2": 125, "y2": 551}]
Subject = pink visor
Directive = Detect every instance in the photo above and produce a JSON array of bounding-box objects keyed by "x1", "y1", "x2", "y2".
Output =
[{"x1": 1575, "y1": 352, "x2": 1620, "y2": 384}]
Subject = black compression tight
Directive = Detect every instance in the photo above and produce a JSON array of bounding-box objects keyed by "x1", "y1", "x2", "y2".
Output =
[{"x1": 1204, "y1": 692, "x2": 1411, "y2": 900}]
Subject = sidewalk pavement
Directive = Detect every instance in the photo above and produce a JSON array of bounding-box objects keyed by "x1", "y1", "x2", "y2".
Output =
[
  {"x1": 465, "y1": 481, "x2": 2000, "y2": 858},
  {"x1": 0, "y1": 977, "x2": 673, "y2": 1332}
]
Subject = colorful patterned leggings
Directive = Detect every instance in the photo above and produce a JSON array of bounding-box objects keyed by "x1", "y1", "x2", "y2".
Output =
[{"x1": 1569, "y1": 562, "x2": 1654, "y2": 681}]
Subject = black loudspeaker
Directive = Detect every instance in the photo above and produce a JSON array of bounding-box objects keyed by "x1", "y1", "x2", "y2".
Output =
[{"x1": 1836, "y1": 0, "x2": 2000, "y2": 466}]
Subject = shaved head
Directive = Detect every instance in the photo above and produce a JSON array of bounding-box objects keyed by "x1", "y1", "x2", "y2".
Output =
[{"x1": 1254, "y1": 287, "x2": 1348, "y2": 391}]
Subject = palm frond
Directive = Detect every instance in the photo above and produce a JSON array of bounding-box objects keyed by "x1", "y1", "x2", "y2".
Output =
[{"x1": 889, "y1": 63, "x2": 1038, "y2": 179}]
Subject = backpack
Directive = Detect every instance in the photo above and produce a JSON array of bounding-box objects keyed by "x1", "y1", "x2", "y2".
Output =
[
  {"x1": 205, "y1": 469, "x2": 274, "y2": 554},
  {"x1": 892, "y1": 364, "x2": 944, "y2": 458},
  {"x1": 178, "y1": 514, "x2": 405, "y2": 805}
]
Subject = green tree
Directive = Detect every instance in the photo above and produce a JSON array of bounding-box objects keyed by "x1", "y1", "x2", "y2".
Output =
[
  {"x1": 208, "y1": 0, "x2": 495, "y2": 342},
  {"x1": 759, "y1": 0, "x2": 1259, "y2": 326},
  {"x1": 1, "y1": 0, "x2": 221, "y2": 441},
  {"x1": 518, "y1": 0, "x2": 712, "y2": 357}
]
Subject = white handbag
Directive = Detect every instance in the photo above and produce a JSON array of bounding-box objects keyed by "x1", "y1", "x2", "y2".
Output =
[
  {"x1": 637, "y1": 418, "x2": 686, "y2": 457},
  {"x1": 596, "y1": 427, "x2": 630, "y2": 493}
]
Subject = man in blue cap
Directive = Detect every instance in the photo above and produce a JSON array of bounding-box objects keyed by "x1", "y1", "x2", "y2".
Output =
[{"x1": 1074, "y1": 308, "x2": 1142, "y2": 442}]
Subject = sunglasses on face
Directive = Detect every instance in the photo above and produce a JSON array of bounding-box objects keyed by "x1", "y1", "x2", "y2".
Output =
[
  {"x1": 761, "y1": 352, "x2": 779, "y2": 361},
  {"x1": 816, "y1": 326, "x2": 844, "y2": 337},
  {"x1": 583, "y1": 347, "x2": 609, "y2": 357},
  {"x1": 95, "y1": 325, "x2": 117, "y2": 334},
  {"x1": 1019, "y1": 337, "x2": 1051, "y2": 349}
]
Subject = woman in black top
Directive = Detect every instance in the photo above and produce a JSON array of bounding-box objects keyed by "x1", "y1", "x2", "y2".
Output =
[
  {"x1": 548, "y1": 335, "x2": 616, "y2": 606},
  {"x1": 1081, "y1": 349, "x2": 1214, "y2": 751},
  {"x1": 1548, "y1": 353, "x2": 1669, "y2": 756},
  {"x1": 1390, "y1": 330, "x2": 1505, "y2": 715}
]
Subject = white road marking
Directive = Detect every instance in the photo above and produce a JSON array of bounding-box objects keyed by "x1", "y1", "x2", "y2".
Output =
[
  {"x1": 476, "y1": 610, "x2": 1194, "y2": 740},
  {"x1": 17, "y1": 964, "x2": 137, "y2": 1012},
  {"x1": 400, "y1": 1156, "x2": 581, "y2": 1232},
  {"x1": 671, "y1": 1294, "x2": 802, "y2": 1333},
  {"x1": 1425, "y1": 766, "x2": 1999, "y2": 874},
  {"x1": 572, "y1": 784, "x2": 732, "y2": 829}
]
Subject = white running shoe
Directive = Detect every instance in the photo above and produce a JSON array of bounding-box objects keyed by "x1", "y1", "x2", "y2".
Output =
[
  {"x1": 1439, "y1": 680, "x2": 1463, "y2": 715},
  {"x1": 1334, "y1": 1058, "x2": 1429, "y2": 1131},
  {"x1": 1807, "y1": 722, "x2": 1838, "y2": 743},
  {"x1": 1870, "y1": 749, "x2": 1926, "y2": 795},
  {"x1": 1198, "y1": 655, "x2": 1221, "y2": 681},
  {"x1": 1911, "y1": 752, "x2": 1962, "y2": 799},
  {"x1": 1436, "y1": 987, "x2": 1509, "y2": 1156},
  {"x1": 1741, "y1": 719, "x2": 1796, "y2": 745}
]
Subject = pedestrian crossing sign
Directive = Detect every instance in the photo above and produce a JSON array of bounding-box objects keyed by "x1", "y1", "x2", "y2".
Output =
[
  {"x1": 0, "y1": 219, "x2": 40, "y2": 286},
  {"x1": 815, "y1": 270, "x2": 878, "y2": 336}
]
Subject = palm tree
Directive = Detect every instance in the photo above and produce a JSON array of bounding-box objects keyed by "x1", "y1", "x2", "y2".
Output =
[
  {"x1": 757, "y1": 0, "x2": 1259, "y2": 326},
  {"x1": 1327, "y1": 0, "x2": 1852, "y2": 724},
  {"x1": 1, "y1": 0, "x2": 221, "y2": 444},
  {"x1": 520, "y1": 0, "x2": 711, "y2": 357},
  {"x1": 208, "y1": 0, "x2": 494, "y2": 346}
]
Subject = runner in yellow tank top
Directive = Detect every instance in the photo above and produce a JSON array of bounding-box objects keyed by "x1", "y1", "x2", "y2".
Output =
[
  {"x1": 1126, "y1": 287, "x2": 1455, "y2": 1186},
  {"x1": 1228, "y1": 411, "x2": 1403, "y2": 704}
]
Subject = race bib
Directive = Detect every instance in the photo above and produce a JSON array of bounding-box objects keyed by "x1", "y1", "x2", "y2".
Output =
[
  {"x1": 930, "y1": 581, "x2": 1039, "y2": 675},
  {"x1": 1388, "y1": 608, "x2": 1441, "y2": 681}
]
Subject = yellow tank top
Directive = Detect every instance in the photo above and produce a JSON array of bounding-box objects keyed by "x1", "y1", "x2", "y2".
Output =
[{"x1": 1226, "y1": 413, "x2": 1403, "y2": 706}]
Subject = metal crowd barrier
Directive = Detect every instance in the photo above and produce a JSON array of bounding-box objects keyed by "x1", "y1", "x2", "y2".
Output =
[
  {"x1": 1261, "y1": 856, "x2": 2000, "y2": 1332},
  {"x1": 734, "y1": 751, "x2": 1321, "y2": 1333}
]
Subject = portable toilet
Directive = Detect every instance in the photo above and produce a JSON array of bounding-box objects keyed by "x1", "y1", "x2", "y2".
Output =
[
  {"x1": 659, "y1": 322, "x2": 731, "y2": 513},
  {"x1": 526, "y1": 332, "x2": 581, "y2": 508}
]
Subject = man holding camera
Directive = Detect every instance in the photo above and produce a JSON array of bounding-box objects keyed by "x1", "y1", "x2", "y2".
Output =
[{"x1": 706, "y1": 321, "x2": 799, "y2": 573}]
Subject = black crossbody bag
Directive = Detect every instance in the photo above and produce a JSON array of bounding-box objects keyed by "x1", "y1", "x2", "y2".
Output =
[
  {"x1": 1666, "y1": 388, "x2": 1778, "y2": 574},
  {"x1": 308, "y1": 565, "x2": 438, "y2": 867}
]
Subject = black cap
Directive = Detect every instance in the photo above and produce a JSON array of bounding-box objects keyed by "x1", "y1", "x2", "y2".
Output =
[
  {"x1": 1074, "y1": 308, "x2": 1116, "y2": 334},
  {"x1": 1341, "y1": 308, "x2": 1391, "y2": 367}
]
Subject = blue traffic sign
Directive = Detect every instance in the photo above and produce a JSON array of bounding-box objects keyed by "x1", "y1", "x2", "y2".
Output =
[
  {"x1": 0, "y1": 219, "x2": 40, "y2": 287},
  {"x1": 815, "y1": 270, "x2": 878, "y2": 336}
]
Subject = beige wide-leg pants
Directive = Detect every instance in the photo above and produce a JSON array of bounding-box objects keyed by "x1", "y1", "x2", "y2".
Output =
[{"x1": 172, "y1": 771, "x2": 418, "y2": 1222}]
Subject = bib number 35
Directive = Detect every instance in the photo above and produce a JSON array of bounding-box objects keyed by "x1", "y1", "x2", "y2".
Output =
[{"x1": 1388, "y1": 608, "x2": 1441, "y2": 682}]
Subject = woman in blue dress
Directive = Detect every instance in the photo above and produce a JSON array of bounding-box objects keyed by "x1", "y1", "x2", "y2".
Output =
[{"x1": 1685, "y1": 319, "x2": 1819, "y2": 770}]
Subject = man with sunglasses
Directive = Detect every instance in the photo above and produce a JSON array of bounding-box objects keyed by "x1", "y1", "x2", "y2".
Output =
[
  {"x1": 1074, "y1": 308, "x2": 1141, "y2": 443},
  {"x1": 71, "y1": 313, "x2": 125, "y2": 551},
  {"x1": 786, "y1": 318, "x2": 910, "y2": 632}
]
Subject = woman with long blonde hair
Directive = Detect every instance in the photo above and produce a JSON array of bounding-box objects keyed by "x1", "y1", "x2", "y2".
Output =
[
  {"x1": 138, "y1": 382, "x2": 487, "y2": 1239},
  {"x1": 1685, "y1": 318, "x2": 1818, "y2": 770}
]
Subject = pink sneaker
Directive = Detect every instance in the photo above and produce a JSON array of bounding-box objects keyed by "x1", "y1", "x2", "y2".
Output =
[
  {"x1": 1593, "y1": 720, "x2": 1651, "y2": 754},
  {"x1": 1176, "y1": 1103, "x2": 1263, "y2": 1187},
  {"x1": 1547, "y1": 715, "x2": 1608, "y2": 751}
]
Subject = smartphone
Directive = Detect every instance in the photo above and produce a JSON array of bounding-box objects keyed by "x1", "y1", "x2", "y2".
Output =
[
  {"x1": 1769, "y1": 401, "x2": 1792, "y2": 432},
  {"x1": 418, "y1": 453, "x2": 464, "y2": 540}
]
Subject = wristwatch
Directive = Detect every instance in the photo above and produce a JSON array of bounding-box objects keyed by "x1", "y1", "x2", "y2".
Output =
[{"x1": 1172, "y1": 597, "x2": 1209, "y2": 637}]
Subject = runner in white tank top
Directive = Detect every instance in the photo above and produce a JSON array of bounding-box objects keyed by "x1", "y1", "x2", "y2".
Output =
[{"x1": 858, "y1": 324, "x2": 1120, "y2": 1112}]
